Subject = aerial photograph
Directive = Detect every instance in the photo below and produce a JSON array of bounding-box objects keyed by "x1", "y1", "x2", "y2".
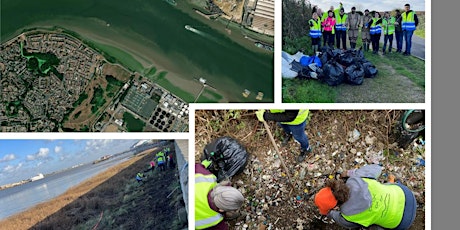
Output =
[
  {"x1": 1, "y1": 0, "x2": 274, "y2": 132},
  {"x1": 0, "y1": 139, "x2": 189, "y2": 230}
]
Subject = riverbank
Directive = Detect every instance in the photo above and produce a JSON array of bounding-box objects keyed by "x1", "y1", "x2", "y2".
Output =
[
  {"x1": 0, "y1": 149, "x2": 152, "y2": 229},
  {"x1": 2, "y1": 0, "x2": 274, "y2": 102}
]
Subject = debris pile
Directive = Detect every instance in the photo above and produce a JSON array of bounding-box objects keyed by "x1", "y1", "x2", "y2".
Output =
[
  {"x1": 195, "y1": 110, "x2": 425, "y2": 230},
  {"x1": 283, "y1": 47, "x2": 378, "y2": 86}
]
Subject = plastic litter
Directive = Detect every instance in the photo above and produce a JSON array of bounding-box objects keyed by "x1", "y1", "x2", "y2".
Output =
[
  {"x1": 345, "y1": 64, "x2": 365, "y2": 85},
  {"x1": 322, "y1": 61, "x2": 344, "y2": 86},
  {"x1": 202, "y1": 136, "x2": 249, "y2": 182},
  {"x1": 362, "y1": 61, "x2": 378, "y2": 78}
]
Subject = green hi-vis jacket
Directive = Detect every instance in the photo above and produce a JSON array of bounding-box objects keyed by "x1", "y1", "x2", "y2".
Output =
[{"x1": 342, "y1": 178, "x2": 405, "y2": 228}]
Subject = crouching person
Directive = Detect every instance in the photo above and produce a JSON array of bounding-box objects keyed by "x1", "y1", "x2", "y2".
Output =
[
  {"x1": 314, "y1": 164, "x2": 417, "y2": 230},
  {"x1": 195, "y1": 160, "x2": 244, "y2": 229}
]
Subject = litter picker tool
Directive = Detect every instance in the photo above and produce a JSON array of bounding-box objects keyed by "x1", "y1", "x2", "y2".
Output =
[{"x1": 262, "y1": 120, "x2": 295, "y2": 191}]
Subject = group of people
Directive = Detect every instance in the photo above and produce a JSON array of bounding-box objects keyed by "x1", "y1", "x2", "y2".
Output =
[
  {"x1": 309, "y1": 3, "x2": 418, "y2": 56},
  {"x1": 195, "y1": 110, "x2": 417, "y2": 229},
  {"x1": 136, "y1": 147, "x2": 175, "y2": 184}
]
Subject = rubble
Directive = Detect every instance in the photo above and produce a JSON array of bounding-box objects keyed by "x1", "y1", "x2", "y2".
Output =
[{"x1": 195, "y1": 110, "x2": 426, "y2": 230}]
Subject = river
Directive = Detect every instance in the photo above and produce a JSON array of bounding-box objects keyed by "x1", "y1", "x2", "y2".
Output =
[
  {"x1": 0, "y1": 155, "x2": 130, "y2": 220},
  {"x1": 1, "y1": 0, "x2": 274, "y2": 102}
]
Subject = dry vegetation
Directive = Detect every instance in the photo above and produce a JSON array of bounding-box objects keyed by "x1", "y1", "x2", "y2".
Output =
[
  {"x1": 63, "y1": 63, "x2": 131, "y2": 131},
  {"x1": 195, "y1": 110, "x2": 426, "y2": 230},
  {"x1": 0, "y1": 150, "x2": 150, "y2": 229}
]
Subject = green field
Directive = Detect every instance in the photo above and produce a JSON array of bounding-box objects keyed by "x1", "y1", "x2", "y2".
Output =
[{"x1": 123, "y1": 112, "x2": 145, "y2": 132}]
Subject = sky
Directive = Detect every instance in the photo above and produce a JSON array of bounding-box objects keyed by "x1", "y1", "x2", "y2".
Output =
[
  {"x1": 311, "y1": 0, "x2": 425, "y2": 12},
  {"x1": 0, "y1": 139, "x2": 142, "y2": 185}
]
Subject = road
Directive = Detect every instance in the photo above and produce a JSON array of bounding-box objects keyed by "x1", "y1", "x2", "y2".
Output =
[{"x1": 380, "y1": 34, "x2": 425, "y2": 60}]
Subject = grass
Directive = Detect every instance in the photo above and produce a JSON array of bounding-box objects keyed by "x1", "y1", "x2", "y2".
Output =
[
  {"x1": 90, "y1": 86, "x2": 106, "y2": 114},
  {"x1": 282, "y1": 79, "x2": 337, "y2": 103},
  {"x1": 414, "y1": 14, "x2": 425, "y2": 38},
  {"x1": 283, "y1": 32, "x2": 425, "y2": 103},
  {"x1": 156, "y1": 78, "x2": 196, "y2": 102},
  {"x1": 123, "y1": 112, "x2": 145, "y2": 132}
]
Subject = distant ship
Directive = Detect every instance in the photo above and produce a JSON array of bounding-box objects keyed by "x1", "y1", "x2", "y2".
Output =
[
  {"x1": 256, "y1": 92, "x2": 264, "y2": 100},
  {"x1": 30, "y1": 173, "x2": 44, "y2": 181},
  {"x1": 242, "y1": 89, "x2": 251, "y2": 98},
  {"x1": 185, "y1": 25, "x2": 198, "y2": 33}
]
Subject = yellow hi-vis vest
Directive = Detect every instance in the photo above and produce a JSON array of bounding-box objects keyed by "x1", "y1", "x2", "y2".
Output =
[
  {"x1": 382, "y1": 17, "x2": 396, "y2": 35},
  {"x1": 401, "y1": 11, "x2": 416, "y2": 31},
  {"x1": 335, "y1": 13, "x2": 348, "y2": 31},
  {"x1": 309, "y1": 19, "x2": 322, "y2": 38},
  {"x1": 156, "y1": 152, "x2": 165, "y2": 163},
  {"x1": 195, "y1": 173, "x2": 223, "y2": 229},
  {"x1": 269, "y1": 109, "x2": 309, "y2": 125},
  {"x1": 342, "y1": 178, "x2": 406, "y2": 228}
]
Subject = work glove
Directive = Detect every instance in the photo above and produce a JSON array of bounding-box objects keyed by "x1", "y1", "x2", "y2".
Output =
[
  {"x1": 255, "y1": 109, "x2": 265, "y2": 122},
  {"x1": 201, "y1": 159, "x2": 212, "y2": 168}
]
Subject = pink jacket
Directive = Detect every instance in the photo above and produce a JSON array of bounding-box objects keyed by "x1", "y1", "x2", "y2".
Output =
[{"x1": 322, "y1": 17, "x2": 336, "y2": 32}]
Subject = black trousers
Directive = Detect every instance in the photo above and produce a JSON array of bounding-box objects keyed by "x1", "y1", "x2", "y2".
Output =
[
  {"x1": 323, "y1": 31, "x2": 335, "y2": 47},
  {"x1": 335, "y1": 30, "x2": 347, "y2": 49},
  {"x1": 371, "y1": 33, "x2": 381, "y2": 52}
]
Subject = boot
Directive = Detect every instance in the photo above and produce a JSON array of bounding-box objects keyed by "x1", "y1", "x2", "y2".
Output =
[
  {"x1": 297, "y1": 147, "x2": 312, "y2": 162},
  {"x1": 363, "y1": 42, "x2": 367, "y2": 51},
  {"x1": 281, "y1": 133, "x2": 292, "y2": 147}
]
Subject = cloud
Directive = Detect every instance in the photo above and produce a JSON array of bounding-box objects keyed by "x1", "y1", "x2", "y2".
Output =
[
  {"x1": 0, "y1": 154, "x2": 16, "y2": 162},
  {"x1": 26, "y1": 148, "x2": 50, "y2": 161},
  {"x1": 2, "y1": 163, "x2": 22, "y2": 173},
  {"x1": 3, "y1": 165, "x2": 14, "y2": 173},
  {"x1": 85, "y1": 139, "x2": 114, "y2": 152},
  {"x1": 55, "y1": 146, "x2": 62, "y2": 153},
  {"x1": 38, "y1": 148, "x2": 49, "y2": 157}
]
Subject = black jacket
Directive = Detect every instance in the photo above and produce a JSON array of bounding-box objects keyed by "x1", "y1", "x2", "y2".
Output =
[{"x1": 264, "y1": 110, "x2": 299, "y2": 123}]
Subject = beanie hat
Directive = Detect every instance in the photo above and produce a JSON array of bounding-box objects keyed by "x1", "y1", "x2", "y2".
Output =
[
  {"x1": 314, "y1": 187, "x2": 338, "y2": 215},
  {"x1": 211, "y1": 185, "x2": 244, "y2": 212}
]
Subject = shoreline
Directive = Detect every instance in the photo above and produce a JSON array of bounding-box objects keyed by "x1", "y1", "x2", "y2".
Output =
[
  {"x1": 0, "y1": 150, "x2": 151, "y2": 229},
  {"x1": 3, "y1": 26, "x2": 230, "y2": 103}
]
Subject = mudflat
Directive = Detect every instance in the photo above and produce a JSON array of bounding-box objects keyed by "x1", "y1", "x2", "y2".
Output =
[{"x1": 1, "y1": 0, "x2": 274, "y2": 102}]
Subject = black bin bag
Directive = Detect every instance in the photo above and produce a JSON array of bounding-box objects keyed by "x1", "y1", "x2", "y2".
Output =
[
  {"x1": 322, "y1": 61, "x2": 345, "y2": 86},
  {"x1": 345, "y1": 64, "x2": 365, "y2": 85},
  {"x1": 362, "y1": 62, "x2": 378, "y2": 78},
  {"x1": 201, "y1": 136, "x2": 249, "y2": 182}
]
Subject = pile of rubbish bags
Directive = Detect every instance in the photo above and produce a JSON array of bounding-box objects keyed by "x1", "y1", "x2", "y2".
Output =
[{"x1": 282, "y1": 46, "x2": 378, "y2": 86}]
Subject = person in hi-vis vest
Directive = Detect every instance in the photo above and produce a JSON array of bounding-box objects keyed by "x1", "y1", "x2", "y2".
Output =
[
  {"x1": 382, "y1": 11, "x2": 396, "y2": 54},
  {"x1": 195, "y1": 160, "x2": 244, "y2": 230},
  {"x1": 309, "y1": 12, "x2": 322, "y2": 55},
  {"x1": 256, "y1": 109, "x2": 311, "y2": 162},
  {"x1": 314, "y1": 164, "x2": 417, "y2": 230},
  {"x1": 401, "y1": 3, "x2": 419, "y2": 56}
]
